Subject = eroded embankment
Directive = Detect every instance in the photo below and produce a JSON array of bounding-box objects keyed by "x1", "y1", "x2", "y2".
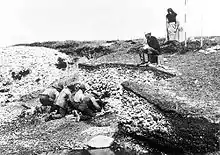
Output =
[
  {"x1": 0, "y1": 46, "x2": 71, "y2": 105},
  {"x1": 78, "y1": 62, "x2": 220, "y2": 153}
]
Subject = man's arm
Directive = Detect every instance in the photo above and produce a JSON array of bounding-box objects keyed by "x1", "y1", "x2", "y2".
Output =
[
  {"x1": 90, "y1": 96, "x2": 101, "y2": 111},
  {"x1": 166, "y1": 18, "x2": 169, "y2": 41},
  {"x1": 50, "y1": 107, "x2": 67, "y2": 119}
]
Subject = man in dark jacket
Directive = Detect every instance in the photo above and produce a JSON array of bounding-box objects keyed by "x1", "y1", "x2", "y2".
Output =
[{"x1": 139, "y1": 32, "x2": 161, "y2": 65}]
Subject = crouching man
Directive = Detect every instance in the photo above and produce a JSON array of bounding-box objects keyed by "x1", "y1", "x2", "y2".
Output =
[
  {"x1": 20, "y1": 82, "x2": 64, "y2": 118},
  {"x1": 43, "y1": 83, "x2": 79, "y2": 121},
  {"x1": 70, "y1": 83, "x2": 107, "y2": 121},
  {"x1": 38, "y1": 82, "x2": 64, "y2": 113}
]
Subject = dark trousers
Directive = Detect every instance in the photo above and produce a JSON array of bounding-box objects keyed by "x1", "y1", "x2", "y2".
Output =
[
  {"x1": 140, "y1": 49, "x2": 159, "y2": 64},
  {"x1": 77, "y1": 97, "x2": 96, "y2": 120}
]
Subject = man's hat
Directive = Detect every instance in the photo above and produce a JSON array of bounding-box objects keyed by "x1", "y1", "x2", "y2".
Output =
[{"x1": 145, "y1": 32, "x2": 151, "y2": 36}]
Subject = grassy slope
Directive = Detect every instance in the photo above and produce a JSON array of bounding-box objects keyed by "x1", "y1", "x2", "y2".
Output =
[{"x1": 164, "y1": 51, "x2": 220, "y2": 121}]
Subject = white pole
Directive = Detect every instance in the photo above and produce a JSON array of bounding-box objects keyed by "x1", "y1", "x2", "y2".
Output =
[
  {"x1": 200, "y1": 14, "x2": 203, "y2": 47},
  {"x1": 184, "y1": 0, "x2": 187, "y2": 47}
]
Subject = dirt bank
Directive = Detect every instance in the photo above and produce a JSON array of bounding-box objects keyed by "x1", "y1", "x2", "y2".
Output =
[{"x1": 0, "y1": 46, "x2": 71, "y2": 105}]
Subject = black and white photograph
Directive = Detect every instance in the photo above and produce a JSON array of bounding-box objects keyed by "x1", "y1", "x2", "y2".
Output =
[{"x1": 0, "y1": 0, "x2": 220, "y2": 154}]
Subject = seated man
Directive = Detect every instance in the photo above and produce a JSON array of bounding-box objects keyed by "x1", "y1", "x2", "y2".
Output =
[{"x1": 139, "y1": 32, "x2": 161, "y2": 65}]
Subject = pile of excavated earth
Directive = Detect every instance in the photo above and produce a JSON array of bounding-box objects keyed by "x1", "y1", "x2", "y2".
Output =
[
  {"x1": 78, "y1": 66, "x2": 171, "y2": 134},
  {"x1": 0, "y1": 46, "x2": 70, "y2": 105}
]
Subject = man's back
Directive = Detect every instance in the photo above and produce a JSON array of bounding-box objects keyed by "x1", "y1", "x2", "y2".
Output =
[
  {"x1": 147, "y1": 36, "x2": 160, "y2": 53},
  {"x1": 55, "y1": 88, "x2": 71, "y2": 109},
  {"x1": 41, "y1": 88, "x2": 59, "y2": 101},
  {"x1": 72, "y1": 89, "x2": 85, "y2": 103}
]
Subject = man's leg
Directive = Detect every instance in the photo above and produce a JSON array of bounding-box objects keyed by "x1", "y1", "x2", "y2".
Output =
[
  {"x1": 139, "y1": 48, "x2": 147, "y2": 64},
  {"x1": 138, "y1": 52, "x2": 147, "y2": 66},
  {"x1": 142, "y1": 52, "x2": 146, "y2": 63},
  {"x1": 147, "y1": 48, "x2": 160, "y2": 64},
  {"x1": 139, "y1": 53, "x2": 143, "y2": 63},
  {"x1": 148, "y1": 54, "x2": 151, "y2": 63},
  {"x1": 148, "y1": 54, "x2": 159, "y2": 64},
  {"x1": 79, "y1": 108, "x2": 96, "y2": 121}
]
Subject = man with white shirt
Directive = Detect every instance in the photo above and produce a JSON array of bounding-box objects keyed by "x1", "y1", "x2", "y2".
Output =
[
  {"x1": 43, "y1": 82, "x2": 107, "y2": 121},
  {"x1": 44, "y1": 83, "x2": 77, "y2": 120},
  {"x1": 39, "y1": 82, "x2": 63, "y2": 107}
]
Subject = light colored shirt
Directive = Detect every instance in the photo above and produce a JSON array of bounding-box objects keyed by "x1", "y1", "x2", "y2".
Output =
[
  {"x1": 73, "y1": 89, "x2": 85, "y2": 103},
  {"x1": 55, "y1": 88, "x2": 71, "y2": 109},
  {"x1": 41, "y1": 88, "x2": 59, "y2": 101},
  {"x1": 143, "y1": 44, "x2": 150, "y2": 50}
]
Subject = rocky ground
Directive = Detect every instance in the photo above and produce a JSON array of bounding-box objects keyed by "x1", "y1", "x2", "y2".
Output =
[
  {"x1": 0, "y1": 45, "x2": 169, "y2": 155},
  {"x1": 0, "y1": 37, "x2": 220, "y2": 154}
]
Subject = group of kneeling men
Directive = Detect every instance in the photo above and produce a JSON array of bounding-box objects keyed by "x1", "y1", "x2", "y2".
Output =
[{"x1": 34, "y1": 82, "x2": 108, "y2": 122}]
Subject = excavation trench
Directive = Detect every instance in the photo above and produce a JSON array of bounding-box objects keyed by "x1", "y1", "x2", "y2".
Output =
[
  {"x1": 78, "y1": 62, "x2": 220, "y2": 154},
  {"x1": 1, "y1": 60, "x2": 219, "y2": 155}
]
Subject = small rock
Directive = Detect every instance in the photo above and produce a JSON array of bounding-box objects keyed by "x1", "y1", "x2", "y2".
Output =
[{"x1": 87, "y1": 135, "x2": 114, "y2": 148}]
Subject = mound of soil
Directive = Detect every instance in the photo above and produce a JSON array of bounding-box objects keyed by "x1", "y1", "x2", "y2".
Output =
[{"x1": 0, "y1": 46, "x2": 71, "y2": 104}]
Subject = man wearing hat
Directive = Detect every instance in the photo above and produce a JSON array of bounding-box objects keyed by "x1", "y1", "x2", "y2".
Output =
[
  {"x1": 69, "y1": 83, "x2": 108, "y2": 121},
  {"x1": 39, "y1": 82, "x2": 108, "y2": 121},
  {"x1": 39, "y1": 82, "x2": 64, "y2": 107},
  {"x1": 20, "y1": 82, "x2": 64, "y2": 118},
  {"x1": 46, "y1": 83, "x2": 81, "y2": 120},
  {"x1": 139, "y1": 32, "x2": 161, "y2": 65}
]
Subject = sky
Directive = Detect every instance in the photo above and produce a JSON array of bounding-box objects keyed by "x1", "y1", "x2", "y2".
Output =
[{"x1": 0, "y1": 0, "x2": 219, "y2": 46}]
